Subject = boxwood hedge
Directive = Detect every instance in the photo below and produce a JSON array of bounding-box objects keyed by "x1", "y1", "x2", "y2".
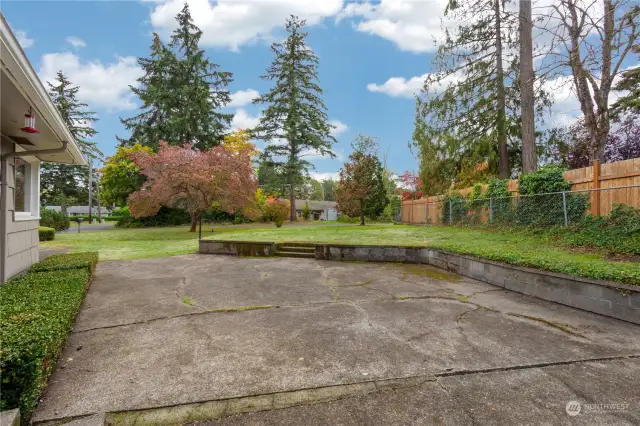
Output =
[
  {"x1": 0, "y1": 252, "x2": 98, "y2": 420},
  {"x1": 38, "y1": 227, "x2": 55, "y2": 242}
]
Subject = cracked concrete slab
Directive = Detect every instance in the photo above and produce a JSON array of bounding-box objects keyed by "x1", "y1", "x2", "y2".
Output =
[
  {"x1": 33, "y1": 255, "x2": 640, "y2": 425},
  {"x1": 206, "y1": 358, "x2": 640, "y2": 426}
]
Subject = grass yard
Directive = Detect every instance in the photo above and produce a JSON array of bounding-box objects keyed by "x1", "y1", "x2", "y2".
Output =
[{"x1": 42, "y1": 223, "x2": 640, "y2": 285}]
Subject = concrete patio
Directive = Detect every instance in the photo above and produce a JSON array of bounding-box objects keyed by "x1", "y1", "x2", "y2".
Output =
[{"x1": 33, "y1": 255, "x2": 640, "y2": 425}]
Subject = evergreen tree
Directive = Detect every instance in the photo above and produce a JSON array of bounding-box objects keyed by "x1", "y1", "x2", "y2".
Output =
[
  {"x1": 119, "y1": 4, "x2": 233, "y2": 150},
  {"x1": 48, "y1": 71, "x2": 100, "y2": 159},
  {"x1": 611, "y1": 44, "x2": 640, "y2": 118},
  {"x1": 118, "y1": 33, "x2": 175, "y2": 150},
  {"x1": 253, "y1": 16, "x2": 336, "y2": 221},
  {"x1": 168, "y1": 3, "x2": 233, "y2": 149},
  {"x1": 413, "y1": 0, "x2": 551, "y2": 190},
  {"x1": 41, "y1": 71, "x2": 99, "y2": 212}
]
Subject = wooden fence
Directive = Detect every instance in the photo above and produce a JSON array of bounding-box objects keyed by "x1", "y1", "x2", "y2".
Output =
[{"x1": 401, "y1": 158, "x2": 640, "y2": 224}]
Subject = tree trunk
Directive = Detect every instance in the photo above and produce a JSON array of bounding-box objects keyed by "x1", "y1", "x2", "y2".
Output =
[
  {"x1": 189, "y1": 212, "x2": 200, "y2": 232},
  {"x1": 289, "y1": 176, "x2": 296, "y2": 222},
  {"x1": 520, "y1": 0, "x2": 537, "y2": 173},
  {"x1": 360, "y1": 212, "x2": 365, "y2": 226},
  {"x1": 495, "y1": 0, "x2": 509, "y2": 178}
]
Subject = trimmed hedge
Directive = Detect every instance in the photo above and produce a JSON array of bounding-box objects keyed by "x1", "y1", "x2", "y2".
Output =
[
  {"x1": 0, "y1": 252, "x2": 98, "y2": 420},
  {"x1": 29, "y1": 252, "x2": 99, "y2": 273},
  {"x1": 38, "y1": 227, "x2": 55, "y2": 241}
]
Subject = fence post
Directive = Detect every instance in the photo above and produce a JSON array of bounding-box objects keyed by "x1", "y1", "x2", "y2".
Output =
[
  {"x1": 449, "y1": 200, "x2": 452, "y2": 225},
  {"x1": 425, "y1": 202, "x2": 428, "y2": 225},
  {"x1": 562, "y1": 191, "x2": 568, "y2": 226},
  {"x1": 489, "y1": 198, "x2": 493, "y2": 224},
  {"x1": 592, "y1": 160, "x2": 601, "y2": 216}
]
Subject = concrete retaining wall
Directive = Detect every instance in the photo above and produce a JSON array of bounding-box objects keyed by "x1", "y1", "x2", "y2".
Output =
[
  {"x1": 199, "y1": 240, "x2": 276, "y2": 256},
  {"x1": 315, "y1": 244, "x2": 640, "y2": 325}
]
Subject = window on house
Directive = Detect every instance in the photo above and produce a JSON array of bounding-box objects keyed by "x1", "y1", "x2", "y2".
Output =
[{"x1": 14, "y1": 158, "x2": 27, "y2": 212}]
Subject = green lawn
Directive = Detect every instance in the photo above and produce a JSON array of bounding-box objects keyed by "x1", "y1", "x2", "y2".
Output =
[{"x1": 42, "y1": 223, "x2": 640, "y2": 285}]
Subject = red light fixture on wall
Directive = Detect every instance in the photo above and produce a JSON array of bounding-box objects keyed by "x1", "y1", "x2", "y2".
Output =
[{"x1": 21, "y1": 106, "x2": 39, "y2": 134}]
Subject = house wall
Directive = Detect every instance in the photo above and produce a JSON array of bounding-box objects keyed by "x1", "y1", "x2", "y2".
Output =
[{"x1": 1, "y1": 139, "x2": 40, "y2": 282}]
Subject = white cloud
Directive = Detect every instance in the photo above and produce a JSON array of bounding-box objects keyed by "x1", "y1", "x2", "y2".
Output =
[
  {"x1": 228, "y1": 89, "x2": 259, "y2": 107},
  {"x1": 230, "y1": 108, "x2": 260, "y2": 131},
  {"x1": 337, "y1": 0, "x2": 449, "y2": 53},
  {"x1": 15, "y1": 30, "x2": 34, "y2": 48},
  {"x1": 329, "y1": 119, "x2": 348, "y2": 137},
  {"x1": 39, "y1": 52, "x2": 143, "y2": 110},
  {"x1": 65, "y1": 36, "x2": 87, "y2": 48},
  {"x1": 367, "y1": 73, "x2": 428, "y2": 98},
  {"x1": 368, "y1": 72, "x2": 461, "y2": 98},
  {"x1": 311, "y1": 172, "x2": 340, "y2": 181},
  {"x1": 150, "y1": 0, "x2": 343, "y2": 51}
]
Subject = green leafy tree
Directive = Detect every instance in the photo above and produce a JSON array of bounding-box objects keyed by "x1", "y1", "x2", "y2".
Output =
[
  {"x1": 321, "y1": 179, "x2": 337, "y2": 201},
  {"x1": 301, "y1": 202, "x2": 311, "y2": 220},
  {"x1": 253, "y1": 16, "x2": 336, "y2": 221},
  {"x1": 335, "y1": 135, "x2": 387, "y2": 225},
  {"x1": 119, "y1": 4, "x2": 233, "y2": 150},
  {"x1": 99, "y1": 144, "x2": 153, "y2": 207}
]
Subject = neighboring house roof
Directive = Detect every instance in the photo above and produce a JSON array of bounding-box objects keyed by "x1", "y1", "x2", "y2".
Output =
[
  {"x1": 277, "y1": 199, "x2": 338, "y2": 211},
  {"x1": 46, "y1": 206, "x2": 112, "y2": 215},
  {"x1": 0, "y1": 14, "x2": 86, "y2": 166}
]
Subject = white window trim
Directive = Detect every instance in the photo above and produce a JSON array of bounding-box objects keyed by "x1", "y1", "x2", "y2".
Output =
[{"x1": 13, "y1": 154, "x2": 40, "y2": 221}]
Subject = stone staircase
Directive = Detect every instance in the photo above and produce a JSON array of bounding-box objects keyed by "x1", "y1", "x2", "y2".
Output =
[{"x1": 274, "y1": 243, "x2": 316, "y2": 259}]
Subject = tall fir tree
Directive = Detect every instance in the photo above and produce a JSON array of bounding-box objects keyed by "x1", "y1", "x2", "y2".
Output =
[
  {"x1": 413, "y1": 0, "x2": 552, "y2": 192},
  {"x1": 118, "y1": 33, "x2": 175, "y2": 150},
  {"x1": 119, "y1": 4, "x2": 233, "y2": 150},
  {"x1": 48, "y1": 71, "x2": 100, "y2": 159},
  {"x1": 253, "y1": 16, "x2": 336, "y2": 221},
  {"x1": 41, "y1": 71, "x2": 100, "y2": 212}
]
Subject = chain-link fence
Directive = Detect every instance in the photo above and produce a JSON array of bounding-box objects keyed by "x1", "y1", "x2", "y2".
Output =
[{"x1": 401, "y1": 185, "x2": 640, "y2": 227}]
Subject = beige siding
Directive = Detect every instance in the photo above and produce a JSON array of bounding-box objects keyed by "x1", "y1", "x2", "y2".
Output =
[{"x1": 1, "y1": 139, "x2": 40, "y2": 281}]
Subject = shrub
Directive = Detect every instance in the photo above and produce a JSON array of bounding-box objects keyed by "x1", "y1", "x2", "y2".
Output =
[
  {"x1": 116, "y1": 206, "x2": 190, "y2": 228},
  {"x1": 516, "y1": 165, "x2": 589, "y2": 226},
  {"x1": 555, "y1": 204, "x2": 640, "y2": 255},
  {"x1": 0, "y1": 252, "x2": 98, "y2": 420},
  {"x1": 484, "y1": 178, "x2": 515, "y2": 224},
  {"x1": 441, "y1": 192, "x2": 467, "y2": 224},
  {"x1": 29, "y1": 252, "x2": 99, "y2": 273},
  {"x1": 382, "y1": 196, "x2": 401, "y2": 222},
  {"x1": 40, "y1": 209, "x2": 69, "y2": 232},
  {"x1": 301, "y1": 202, "x2": 311, "y2": 220},
  {"x1": 263, "y1": 199, "x2": 289, "y2": 227},
  {"x1": 38, "y1": 227, "x2": 55, "y2": 241}
]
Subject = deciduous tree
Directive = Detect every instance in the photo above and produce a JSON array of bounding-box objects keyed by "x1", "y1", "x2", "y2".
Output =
[
  {"x1": 541, "y1": 0, "x2": 639, "y2": 161},
  {"x1": 100, "y1": 144, "x2": 152, "y2": 207},
  {"x1": 335, "y1": 135, "x2": 387, "y2": 225},
  {"x1": 127, "y1": 141, "x2": 257, "y2": 232},
  {"x1": 253, "y1": 16, "x2": 336, "y2": 221}
]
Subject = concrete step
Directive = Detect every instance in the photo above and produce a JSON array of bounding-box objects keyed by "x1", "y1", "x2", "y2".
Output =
[
  {"x1": 279, "y1": 242, "x2": 316, "y2": 248},
  {"x1": 274, "y1": 251, "x2": 315, "y2": 259},
  {"x1": 278, "y1": 246, "x2": 315, "y2": 253}
]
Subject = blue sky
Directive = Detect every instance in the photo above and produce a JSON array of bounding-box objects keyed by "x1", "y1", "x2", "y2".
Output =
[
  {"x1": 4, "y1": 0, "x2": 633, "y2": 180},
  {"x1": 4, "y1": 0, "x2": 441, "y2": 180}
]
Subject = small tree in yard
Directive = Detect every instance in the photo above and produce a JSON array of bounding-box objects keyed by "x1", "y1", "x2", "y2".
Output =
[
  {"x1": 335, "y1": 135, "x2": 388, "y2": 225},
  {"x1": 128, "y1": 141, "x2": 257, "y2": 232},
  {"x1": 301, "y1": 202, "x2": 311, "y2": 220}
]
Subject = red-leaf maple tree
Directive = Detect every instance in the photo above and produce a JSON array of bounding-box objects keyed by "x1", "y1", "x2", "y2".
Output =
[{"x1": 128, "y1": 141, "x2": 258, "y2": 232}]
